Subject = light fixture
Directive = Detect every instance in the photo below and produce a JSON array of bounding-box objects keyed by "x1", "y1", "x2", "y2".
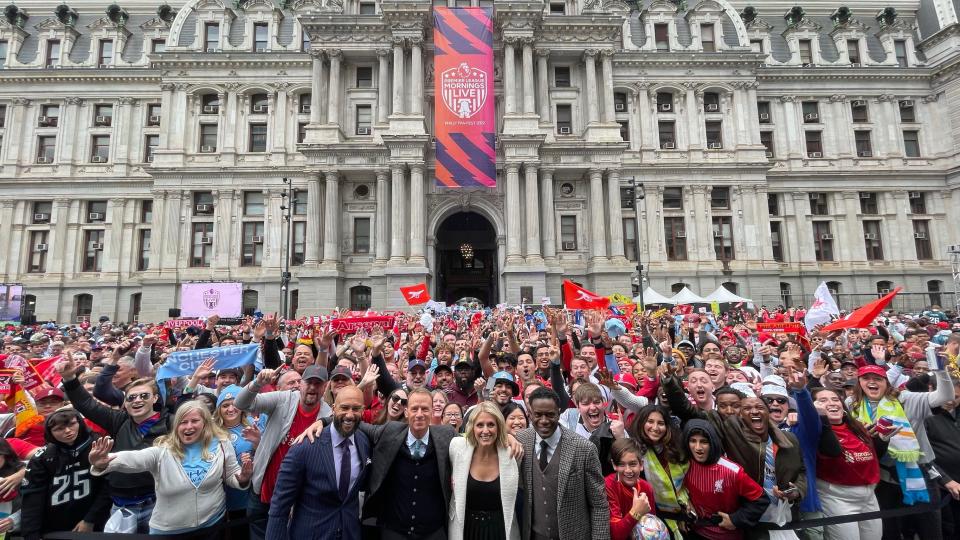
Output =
[{"x1": 460, "y1": 243, "x2": 474, "y2": 260}]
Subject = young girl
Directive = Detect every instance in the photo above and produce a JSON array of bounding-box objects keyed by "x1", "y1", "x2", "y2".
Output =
[
  {"x1": 605, "y1": 438, "x2": 656, "y2": 540},
  {"x1": 629, "y1": 405, "x2": 689, "y2": 537}
]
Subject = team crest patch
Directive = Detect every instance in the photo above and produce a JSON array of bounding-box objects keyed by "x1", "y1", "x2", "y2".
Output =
[
  {"x1": 440, "y1": 62, "x2": 488, "y2": 119},
  {"x1": 203, "y1": 288, "x2": 221, "y2": 310}
]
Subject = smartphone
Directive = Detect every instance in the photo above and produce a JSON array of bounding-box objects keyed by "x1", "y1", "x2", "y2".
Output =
[{"x1": 781, "y1": 486, "x2": 799, "y2": 496}]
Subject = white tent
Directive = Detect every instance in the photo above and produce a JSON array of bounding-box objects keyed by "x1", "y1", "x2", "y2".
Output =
[
  {"x1": 704, "y1": 285, "x2": 753, "y2": 304},
  {"x1": 669, "y1": 287, "x2": 708, "y2": 305},
  {"x1": 636, "y1": 287, "x2": 675, "y2": 305}
]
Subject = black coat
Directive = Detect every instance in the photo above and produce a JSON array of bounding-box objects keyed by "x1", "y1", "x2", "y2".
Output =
[{"x1": 925, "y1": 407, "x2": 960, "y2": 484}]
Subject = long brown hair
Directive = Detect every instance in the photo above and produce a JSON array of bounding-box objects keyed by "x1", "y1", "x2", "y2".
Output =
[
  {"x1": 374, "y1": 388, "x2": 408, "y2": 425},
  {"x1": 849, "y1": 374, "x2": 900, "y2": 413},
  {"x1": 811, "y1": 387, "x2": 874, "y2": 447},
  {"x1": 629, "y1": 404, "x2": 687, "y2": 464}
]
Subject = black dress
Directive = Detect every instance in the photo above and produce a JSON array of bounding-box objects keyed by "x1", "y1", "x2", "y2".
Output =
[{"x1": 464, "y1": 474, "x2": 506, "y2": 540}]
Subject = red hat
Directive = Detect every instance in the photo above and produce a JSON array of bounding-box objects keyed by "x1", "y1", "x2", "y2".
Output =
[
  {"x1": 937, "y1": 322, "x2": 950, "y2": 330},
  {"x1": 614, "y1": 373, "x2": 639, "y2": 391},
  {"x1": 35, "y1": 387, "x2": 66, "y2": 402},
  {"x1": 857, "y1": 365, "x2": 887, "y2": 379}
]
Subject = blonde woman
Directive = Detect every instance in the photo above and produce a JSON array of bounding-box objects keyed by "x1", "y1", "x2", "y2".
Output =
[
  {"x1": 88, "y1": 400, "x2": 253, "y2": 538},
  {"x1": 448, "y1": 401, "x2": 520, "y2": 540},
  {"x1": 432, "y1": 389, "x2": 450, "y2": 425}
]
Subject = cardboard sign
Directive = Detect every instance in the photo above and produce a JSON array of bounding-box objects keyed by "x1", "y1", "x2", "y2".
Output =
[
  {"x1": 757, "y1": 322, "x2": 806, "y2": 335},
  {"x1": 164, "y1": 319, "x2": 205, "y2": 329}
]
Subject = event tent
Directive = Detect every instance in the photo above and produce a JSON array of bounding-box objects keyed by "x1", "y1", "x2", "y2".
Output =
[
  {"x1": 704, "y1": 285, "x2": 753, "y2": 304},
  {"x1": 636, "y1": 287, "x2": 675, "y2": 305},
  {"x1": 669, "y1": 287, "x2": 708, "y2": 305}
]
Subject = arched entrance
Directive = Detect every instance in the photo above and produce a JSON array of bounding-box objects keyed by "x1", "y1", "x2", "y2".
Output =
[{"x1": 435, "y1": 212, "x2": 498, "y2": 305}]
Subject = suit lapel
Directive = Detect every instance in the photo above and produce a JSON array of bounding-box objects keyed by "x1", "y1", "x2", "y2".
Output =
[
  {"x1": 372, "y1": 423, "x2": 406, "y2": 495},
  {"x1": 454, "y1": 439, "x2": 473, "y2": 527},
  {"x1": 432, "y1": 427, "x2": 449, "y2": 482},
  {"x1": 555, "y1": 428, "x2": 575, "y2": 511}
]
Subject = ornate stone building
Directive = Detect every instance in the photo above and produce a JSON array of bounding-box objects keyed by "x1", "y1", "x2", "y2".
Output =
[{"x1": 0, "y1": 0, "x2": 958, "y2": 321}]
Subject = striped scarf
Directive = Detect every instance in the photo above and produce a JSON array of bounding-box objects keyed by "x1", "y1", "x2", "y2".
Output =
[
  {"x1": 642, "y1": 448, "x2": 689, "y2": 536},
  {"x1": 854, "y1": 397, "x2": 929, "y2": 505}
]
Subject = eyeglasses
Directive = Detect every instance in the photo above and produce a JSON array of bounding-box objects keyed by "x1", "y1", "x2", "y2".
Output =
[
  {"x1": 764, "y1": 397, "x2": 788, "y2": 405},
  {"x1": 125, "y1": 392, "x2": 153, "y2": 403},
  {"x1": 443, "y1": 412, "x2": 462, "y2": 419},
  {"x1": 390, "y1": 396, "x2": 408, "y2": 406}
]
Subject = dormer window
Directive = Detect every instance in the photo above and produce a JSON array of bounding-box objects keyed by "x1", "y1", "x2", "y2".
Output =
[
  {"x1": 359, "y1": 2, "x2": 376, "y2": 15},
  {"x1": 894, "y1": 40, "x2": 907, "y2": 67},
  {"x1": 46, "y1": 40, "x2": 61, "y2": 67},
  {"x1": 549, "y1": 2, "x2": 565, "y2": 15},
  {"x1": 151, "y1": 39, "x2": 166, "y2": 53},
  {"x1": 798, "y1": 39, "x2": 812, "y2": 64},
  {"x1": 750, "y1": 39, "x2": 764, "y2": 53},
  {"x1": 701, "y1": 24, "x2": 715, "y2": 52},
  {"x1": 98, "y1": 40, "x2": 114, "y2": 66},
  {"x1": 654, "y1": 24, "x2": 669, "y2": 51},
  {"x1": 846, "y1": 39, "x2": 860, "y2": 64},
  {"x1": 204, "y1": 23, "x2": 220, "y2": 52},
  {"x1": 254, "y1": 23, "x2": 269, "y2": 52}
]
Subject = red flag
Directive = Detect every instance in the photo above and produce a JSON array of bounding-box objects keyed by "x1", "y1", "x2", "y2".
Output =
[
  {"x1": 400, "y1": 283, "x2": 431, "y2": 305},
  {"x1": 823, "y1": 287, "x2": 901, "y2": 332},
  {"x1": 562, "y1": 280, "x2": 610, "y2": 310}
]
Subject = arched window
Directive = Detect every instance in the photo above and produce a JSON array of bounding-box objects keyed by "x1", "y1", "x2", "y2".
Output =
[
  {"x1": 779, "y1": 282, "x2": 792, "y2": 307},
  {"x1": 671, "y1": 282, "x2": 690, "y2": 294},
  {"x1": 350, "y1": 286, "x2": 371, "y2": 311},
  {"x1": 876, "y1": 281, "x2": 893, "y2": 295},
  {"x1": 721, "y1": 281, "x2": 739, "y2": 295},
  {"x1": 242, "y1": 290, "x2": 259, "y2": 316},
  {"x1": 74, "y1": 294, "x2": 93, "y2": 321},
  {"x1": 927, "y1": 280, "x2": 943, "y2": 307},
  {"x1": 130, "y1": 293, "x2": 142, "y2": 323}
]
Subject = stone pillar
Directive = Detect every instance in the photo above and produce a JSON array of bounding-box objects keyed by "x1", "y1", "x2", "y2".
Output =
[
  {"x1": 375, "y1": 169, "x2": 390, "y2": 262},
  {"x1": 876, "y1": 95, "x2": 899, "y2": 157},
  {"x1": 266, "y1": 189, "x2": 285, "y2": 268},
  {"x1": 221, "y1": 90, "x2": 235, "y2": 153},
  {"x1": 327, "y1": 49, "x2": 341, "y2": 125},
  {"x1": 685, "y1": 84, "x2": 701, "y2": 148},
  {"x1": 889, "y1": 191, "x2": 913, "y2": 261},
  {"x1": 505, "y1": 164, "x2": 522, "y2": 261},
  {"x1": 778, "y1": 96, "x2": 800, "y2": 158},
  {"x1": 390, "y1": 165, "x2": 406, "y2": 262},
  {"x1": 523, "y1": 164, "x2": 541, "y2": 259},
  {"x1": 540, "y1": 168, "x2": 556, "y2": 259},
  {"x1": 213, "y1": 190, "x2": 235, "y2": 269},
  {"x1": 583, "y1": 50, "x2": 599, "y2": 124},
  {"x1": 645, "y1": 186, "x2": 665, "y2": 261},
  {"x1": 160, "y1": 191, "x2": 183, "y2": 272},
  {"x1": 271, "y1": 88, "x2": 287, "y2": 154},
  {"x1": 409, "y1": 164, "x2": 426, "y2": 263},
  {"x1": 47, "y1": 198, "x2": 72, "y2": 277},
  {"x1": 503, "y1": 38, "x2": 517, "y2": 115},
  {"x1": 691, "y1": 185, "x2": 711, "y2": 260},
  {"x1": 536, "y1": 49, "x2": 550, "y2": 121},
  {"x1": 828, "y1": 96, "x2": 850, "y2": 157},
  {"x1": 589, "y1": 169, "x2": 607, "y2": 259},
  {"x1": 522, "y1": 40, "x2": 535, "y2": 115},
  {"x1": 409, "y1": 38, "x2": 423, "y2": 115},
  {"x1": 0, "y1": 201, "x2": 14, "y2": 278},
  {"x1": 841, "y1": 191, "x2": 867, "y2": 262},
  {"x1": 746, "y1": 83, "x2": 761, "y2": 145},
  {"x1": 309, "y1": 51, "x2": 325, "y2": 124},
  {"x1": 322, "y1": 171, "x2": 340, "y2": 263},
  {"x1": 601, "y1": 50, "x2": 616, "y2": 123},
  {"x1": 607, "y1": 170, "x2": 625, "y2": 258},
  {"x1": 392, "y1": 38, "x2": 405, "y2": 115},
  {"x1": 305, "y1": 176, "x2": 322, "y2": 265},
  {"x1": 633, "y1": 83, "x2": 655, "y2": 149},
  {"x1": 59, "y1": 98, "x2": 81, "y2": 163},
  {"x1": 377, "y1": 49, "x2": 390, "y2": 123},
  {"x1": 792, "y1": 191, "x2": 818, "y2": 263}
]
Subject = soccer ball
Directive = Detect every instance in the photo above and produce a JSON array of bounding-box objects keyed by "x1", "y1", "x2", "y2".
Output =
[{"x1": 632, "y1": 514, "x2": 671, "y2": 540}]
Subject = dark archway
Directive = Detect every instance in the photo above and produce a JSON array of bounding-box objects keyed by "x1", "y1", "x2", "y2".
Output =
[{"x1": 435, "y1": 212, "x2": 497, "y2": 306}]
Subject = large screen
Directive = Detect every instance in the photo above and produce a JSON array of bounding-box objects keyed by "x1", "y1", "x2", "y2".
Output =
[
  {"x1": 180, "y1": 282, "x2": 243, "y2": 318},
  {"x1": 0, "y1": 285, "x2": 23, "y2": 324}
]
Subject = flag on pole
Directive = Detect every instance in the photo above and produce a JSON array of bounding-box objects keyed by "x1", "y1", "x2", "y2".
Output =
[
  {"x1": 805, "y1": 281, "x2": 840, "y2": 332},
  {"x1": 562, "y1": 280, "x2": 610, "y2": 310},
  {"x1": 400, "y1": 283, "x2": 431, "y2": 305},
  {"x1": 823, "y1": 287, "x2": 901, "y2": 332}
]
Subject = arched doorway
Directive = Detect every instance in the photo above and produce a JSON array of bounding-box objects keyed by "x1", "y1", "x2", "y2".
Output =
[{"x1": 435, "y1": 212, "x2": 497, "y2": 305}]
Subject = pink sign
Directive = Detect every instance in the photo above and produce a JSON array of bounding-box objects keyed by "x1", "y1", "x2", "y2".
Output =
[{"x1": 180, "y1": 282, "x2": 243, "y2": 318}]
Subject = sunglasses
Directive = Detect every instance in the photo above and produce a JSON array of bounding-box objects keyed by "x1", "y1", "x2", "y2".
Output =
[
  {"x1": 125, "y1": 392, "x2": 153, "y2": 403},
  {"x1": 390, "y1": 395, "x2": 408, "y2": 406},
  {"x1": 764, "y1": 397, "x2": 788, "y2": 405}
]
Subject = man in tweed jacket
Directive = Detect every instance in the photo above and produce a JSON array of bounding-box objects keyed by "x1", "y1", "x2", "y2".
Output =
[{"x1": 516, "y1": 386, "x2": 610, "y2": 540}]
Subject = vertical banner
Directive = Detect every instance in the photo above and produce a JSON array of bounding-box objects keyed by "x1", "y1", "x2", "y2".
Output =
[{"x1": 433, "y1": 7, "x2": 496, "y2": 188}]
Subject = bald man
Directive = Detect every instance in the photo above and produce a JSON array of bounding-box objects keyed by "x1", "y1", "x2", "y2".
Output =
[{"x1": 267, "y1": 386, "x2": 370, "y2": 540}]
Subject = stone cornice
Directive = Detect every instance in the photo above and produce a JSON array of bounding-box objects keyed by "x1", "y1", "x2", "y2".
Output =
[
  {"x1": 0, "y1": 69, "x2": 161, "y2": 84},
  {"x1": 613, "y1": 52, "x2": 764, "y2": 68},
  {"x1": 151, "y1": 55, "x2": 313, "y2": 69},
  {"x1": 538, "y1": 16, "x2": 624, "y2": 44},
  {"x1": 756, "y1": 67, "x2": 932, "y2": 82}
]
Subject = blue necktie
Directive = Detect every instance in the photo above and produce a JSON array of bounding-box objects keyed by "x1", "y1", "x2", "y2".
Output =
[
  {"x1": 338, "y1": 438, "x2": 352, "y2": 500},
  {"x1": 763, "y1": 439, "x2": 776, "y2": 502},
  {"x1": 412, "y1": 439, "x2": 425, "y2": 459}
]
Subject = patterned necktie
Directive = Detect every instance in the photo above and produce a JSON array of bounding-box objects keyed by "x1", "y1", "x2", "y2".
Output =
[
  {"x1": 763, "y1": 438, "x2": 776, "y2": 502},
  {"x1": 539, "y1": 440, "x2": 549, "y2": 472},
  {"x1": 412, "y1": 439, "x2": 425, "y2": 459},
  {"x1": 338, "y1": 438, "x2": 352, "y2": 500}
]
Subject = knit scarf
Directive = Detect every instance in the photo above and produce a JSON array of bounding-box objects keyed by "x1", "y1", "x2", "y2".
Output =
[
  {"x1": 853, "y1": 397, "x2": 929, "y2": 505},
  {"x1": 642, "y1": 448, "x2": 689, "y2": 537}
]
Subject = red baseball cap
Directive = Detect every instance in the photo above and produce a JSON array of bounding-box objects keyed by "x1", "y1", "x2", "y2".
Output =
[
  {"x1": 614, "y1": 373, "x2": 639, "y2": 391},
  {"x1": 857, "y1": 365, "x2": 887, "y2": 379},
  {"x1": 35, "y1": 387, "x2": 66, "y2": 402}
]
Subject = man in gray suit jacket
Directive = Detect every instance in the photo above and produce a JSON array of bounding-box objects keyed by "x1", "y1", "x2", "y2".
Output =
[{"x1": 516, "y1": 386, "x2": 610, "y2": 540}]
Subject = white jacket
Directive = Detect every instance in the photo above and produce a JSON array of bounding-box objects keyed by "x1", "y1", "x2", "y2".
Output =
[
  {"x1": 92, "y1": 440, "x2": 244, "y2": 532},
  {"x1": 448, "y1": 436, "x2": 521, "y2": 540}
]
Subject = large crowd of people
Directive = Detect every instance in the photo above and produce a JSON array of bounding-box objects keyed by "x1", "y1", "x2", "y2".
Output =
[{"x1": 1, "y1": 300, "x2": 959, "y2": 540}]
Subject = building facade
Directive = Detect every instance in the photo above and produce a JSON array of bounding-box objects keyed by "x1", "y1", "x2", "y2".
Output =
[{"x1": 0, "y1": 0, "x2": 958, "y2": 322}]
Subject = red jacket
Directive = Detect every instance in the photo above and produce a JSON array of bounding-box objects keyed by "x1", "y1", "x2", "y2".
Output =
[{"x1": 605, "y1": 473, "x2": 656, "y2": 540}]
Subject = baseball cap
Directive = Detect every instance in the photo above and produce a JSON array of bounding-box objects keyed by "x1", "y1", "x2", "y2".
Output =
[
  {"x1": 216, "y1": 368, "x2": 242, "y2": 380},
  {"x1": 840, "y1": 359, "x2": 858, "y2": 368},
  {"x1": 614, "y1": 373, "x2": 638, "y2": 391},
  {"x1": 761, "y1": 374, "x2": 786, "y2": 388},
  {"x1": 490, "y1": 371, "x2": 520, "y2": 396},
  {"x1": 330, "y1": 366, "x2": 353, "y2": 381},
  {"x1": 604, "y1": 318, "x2": 626, "y2": 339},
  {"x1": 408, "y1": 359, "x2": 428, "y2": 371},
  {"x1": 216, "y1": 384, "x2": 243, "y2": 407},
  {"x1": 35, "y1": 387, "x2": 66, "y2": 402},
  {"x1": 454, "y1": 358, "x2": 473, "y2": 369},
  {"x1": 761, "y1": 385, "x2": 789, "y2": 399},
  {"x1": 434, "y1": 363, "x2": 453, "y2": 373},
  {"x1": 730, "y1": 382, "x2": 757, "y2": 398},
  {"x1": 858, "y1": 365, "x2": 887, "y2": 379},
  {"x1": 302, "y1": 365, "x2": 329, "y2": 382}
]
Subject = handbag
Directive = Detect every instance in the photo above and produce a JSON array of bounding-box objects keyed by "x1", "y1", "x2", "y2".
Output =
[{"x1": 104, "y1": 507, "x2": 138, "y2": 534}]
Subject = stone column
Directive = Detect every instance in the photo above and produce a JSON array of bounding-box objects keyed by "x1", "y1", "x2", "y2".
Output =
[
  {"x1": 47, "y1": 198, "x2": 72, "y2": 277},
  {"x1": 540, "y1": 168, "x2": 556, "y2": 259},
  {"x1": 377, "y1": 49, "x2": 390, "y2": 124},
  {"x1": 160, "y1": 191, "x2": 183, "y2": 272},
  {"x1": 589, "y1": 169, "x2": 607, "y2": 259},
  {"x1": 888, "y1": 191, "x2": 913, "y2": 261},
  {"x1": 777, "y1": 96, "x2": 799, "y2": 158},
  {"x1": 746, "y1": 83, "x2": 761, "y2": 144},
  {"x1": 409, "y1": 164, "x2": 426, "y2": 263},
  {"x1": 266, "y1": 189, "x2": 285, "y2": 268},
  {"x1": 271, "y1": 88, "x2": 287, "y2": 153},
  {"x1": 305, "y1": 176, "x2": 322, "y2": 265},
  {"x1": 409, "y1": 37, "x2": 423, "y2": 115},
  {"x1": 327, "y1": 49, "x2": 341, "y2": 125},
  {"x1": 390, "y1": 165, "x2": 406, "y2": 262},
  {"x1": 607, "y1": 170, "x2": 625, "y2": 258},
  {"x1": 645, "y1": 186, "x2": 665, "y2": 261},
  {"x1": 523, "y1": 164, "x2": 541, "y2": 259},
  {"x1": 503, "y1": 38, "x2": 517, "y2": 115},
  {"x1": 309, "y1": 51, "x2": 325, "y2": 124},
  {"x1": 633, "y1": 83, "x2": 655, "y2": 149},
  {"x1": 59, "y1": 98, "x2": 81, "y2": 163},
  {"x1": 213, "y1": 190, "x2": 235, "y2": 269},
  {"x1": 691, "y1": 185, "x2": 711, "y2": 260},
  {"x1": 322, "y1": 171, "x2": 340, "y2": 263},
  {"x1": 601, "y1": 50, "x2": 616, "y2": 123},
  {"x1": 792, "y1": 191, "x2": 818, "y2": 263},
  {"x1": 841, "y1": 191, "x2": 867, "y2": 262},
  {"x1": 0, "y1": 201, "x2": 14, "y2": 278},
  {"x1": 522, "y1": 39, "x2": 535, "y2": 115},
  {"x1": 392, "y1": 38, "x2": 405, "y2": 115},
  {"x1": 505, "y1": 164, "x2": 522, "y2": 261},
  {"x1": 375, "y1": 169, "x2": 390, "y2": 262},
  {"x1": 221, "y1": 90, "x2": 236, "y2": 153},
  {"x1": 583, "y1": 50, "x2": 599, "y2": 124},
  {"x1": 876, "y1": 95, "x2": 899, "y2": 157},
  {"x1": 685, "y1": 84, "x2": 701, "y2": 148},
  {"x1": 536, "y1": 49, "x2": 550, "y2": 121},
  {"x1": 828, "y1": 96, "x2": 851, "y2": 157}
]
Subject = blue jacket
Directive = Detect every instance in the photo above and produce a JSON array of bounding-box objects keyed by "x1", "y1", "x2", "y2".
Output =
[
  {"x1": 266, "y1": 426, "x2": 371, "y2": 540},
  {"x1": 784, "y1": 387, "x2": 823, "y2": 513}
]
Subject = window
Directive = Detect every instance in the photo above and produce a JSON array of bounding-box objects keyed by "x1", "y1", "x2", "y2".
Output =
[
  {"x1": 854, "y1": 131, "x2": 872, "y2": 157},
  {"x1": 663, "y1": 187, "x2": 683, "y2": 210},
  {"x1": 802, "y1": 101, "x2": 819, "y2": 123},
  {"x1": 876, "y1": 280, "x2": 893, "y2": 295},
  {"x1": 809, "y1": 192, "x2": 828, "y2": 215},
  {"x1": 241, "y1": 222, "x2": 265, "y2": 266},
  {"x1": 356, "y1": 66, "x2": 373, "y2": 88},
  {"x1": 703, "y1": 92, "x2": 720, "y2": 113},
  {"x1": 28, "y1": 231, "x2": 48, "y2": 273},
  {"x1": 249, "y1": 123, "x2": 268, "y2": 152},
  {"x1": 899, "y1": 101, "x2": 915, "y2": 122},
  {"x1": 191, "y1": 223, "x2": 214, "y2": 267},
  {"x1": 359, "y1": 1, "x2": 377, "y2": 14},
  {"x1": 40, "y1": 104, "x2": 60, "y2": 126},
  {"x1": 91, "y1": 135, "x2": 110, "y2": 162},
  {"x1": 140, "y1": 200, "x2": 153, "y2": 223},
  {"x1": 911, "y1": 220, "x2": 932, "y2": 260},
  {"x1": 87, "y1": 201, "x2": 107, "y2": 223},
  {"x1": 292, "y1": 221, "x2": 306, "y2": 265},
  {"x1": 94, "y1": 104, "x2": 113, "y2": 126},
  {"x1": 851, "y1": 101, "x2": 868, "y2": 122},
  {"x1": 293, "y1": 190, "x2": 307, "y2": 215},
  {"x1": 83, "y1": 230, "x2": 105, "y2": 272},
  {"x1": 664, "y1": 217, "x2": 687, "y2": 260},
  {"x1": 654, "y1": 24, "x2": 669, "y2": 51},
  {"x1": 201, "y1": 94, "x2": 221, "y2": 114},
  {"x1": 350, "y1": 286, "x2": 372, "y2": 311},
  {"x1": 146, "y1": 103, "x2": 162, "y2": 125},
  {"x1": 0, "y1": 41, "x2": 7, "y2": 66},
  {"x1": 623, "y1": 218, "x2": 637, "y2": 261},
  {"x1": 863, "y1": 221, "x2": 884, "y2": 260},
  {"x1": 556, "y1": 104, "x2": 572, "y2": 134},
  {"x1": 847, "y1": 39, "x2": 860, "y2": 64},
  {"x1": 712, "y1": 216, "x2": 734, "y2": 260},
  {"x1": 671, "y1": 283, "x2": 690, "y2": 294},
  {"x1": 760, "y1": 131, "x2": 774, "y2": 157},
  {"x1": 549, "y1": 2, "x2": 565, "y2": 14},
  {"x1": 130, "y1": 293, "x2": 142, "y2": 322},
  {"x1": 798, "y1": 39, "x2": 812, "y2": 64},
  {"x1": 909, "y1": 192, "x2": 927, "y2": 214},
  {"x1": 658, "y1": 121, "x2": 675, "y2": 148},
  {"x1": 33, "y1": 202, "x2": 52, "y2": 223},
  {"x1": 137, "y1": 229, "x2": 151, "y2": 271},
  {"x1": 250, "y1": 93, "x2": 268, "y2": 114},
  {"x1": 204, "y1": 23, "x2": 220, "y2": 51},
  {"x1": 705, "y1": 121, "x2": 723, "y2": 148},
  {"x1": 0, "y1": 104, "x2": 5, "y2": 127},
  {"x1": 37, "y1": 136, "x2": 56, "y2": 163},
  {"x1": 199, "y1": 124, "x2": 218, "y2": 152},
  {"x1": 813, "y1": 221, "x2": 834, "y2": 261},
  {"x1": 928, "y1": 280, "x2": 943, "y2": 306},
  {"x1": 826, "y1": 281, "x2": 841, "y2": 297},
  {"x1": 74, "y1": 294, "x2": 93, "y2": 320},
  {"x1": 750, "y1": 39, "x2": 764, "y2": 53},
  {"x1": 894, "y1": 40, "x2": 907, "y2": 67},
  {"x1": 46, "y1": 40, "x2": 61, "y2": 67},
  {"x1": 618, "y1": 121, "x2": 629, "y2": 141},
  {"x1": 302, "y1": 30, "x2": 310, "y2": 52},
  {"x1": 780, "y1": 282, "x2": 793, "y2": 307},
  {"x1": 193, "y1": 192, "x2": 215, "y2": 215},
  {"x1": 656, "y1": 92, "x2": 673, "y2": 111},
  {"x1": 356, "y1": 105, "x2": 372, "y2": 135},
  {"x1": 770, "y1": 221, "x2": 783, "y2": 261},
  {"x1": 701, "y1": 24, "x2": 715, "y2": 52},
  {"x1": 805, "y1": 131, "x2": 822, "y2": 157},
  {"x1": 711, "y1": 186, "x2": 730, "y2": 209},
  {"x1": 859, "y1": 192, "x2": 878, "y2": 214},
  {"x1": 254, "y1": 23, "x2": 269, "y2": 51},
  {"x1": 722, "y1": 282, "x2": 739, "y2": 295},
  {"x1": 299, "y1": 94, "x2": 311, "y2": 114},
  {"x1": 560, "y1": 216, "x2": 577, "y2": 250},
  {"x1": 244, "y1": 192, "x2": 265, "y2": 216},
  {"x1": 144, "y1": 134, "x2": 159, "y2": 163},
  {"x1": 768, "y1": 193, "x2": 780, "y2": 216},
  {"x1": 98, "y1": 40, "x2": 113, "y2": 66},
  {"x1": 242, "y1": 290, "x2": 259, "y2": 316},
  {"x1": 903, "y1": 130, "x2": 920, "y2": 157},
  {"x1": 22, "y1": 295, "x2": 36, "y2": 320},
  {"x1": 297, "y1": 122, "x2": 307, "y2": 143},
  {"x1": 354, "y1": 217, "x2": 371, "y2": 253},
  {"x1": 757, "y1": 101, "x2": 771, "y2": 123},
  {"x1": 554, "y1": 66, "x2": 571, "y2": 87},
  {"x1": 614, "y1": 92, "x2": 627, "y2": 113},
  {"x1": 151, "y1": 39, "x2": 166, "y2": 53}
]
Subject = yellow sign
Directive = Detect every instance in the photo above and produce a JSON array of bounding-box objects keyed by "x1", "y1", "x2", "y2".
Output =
[{"x1": 607, "y1": 293, "x2": 634, "y2": 305}]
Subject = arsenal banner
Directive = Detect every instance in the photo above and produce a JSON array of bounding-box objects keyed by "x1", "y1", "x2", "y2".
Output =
[{"x1": 433, "y1": 7, "x2": 496, "y2": 188}]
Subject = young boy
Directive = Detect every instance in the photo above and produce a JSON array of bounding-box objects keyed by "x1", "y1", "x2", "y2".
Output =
[{"x1": 682, "y1": 419, "x2": 769, "y2": 540}]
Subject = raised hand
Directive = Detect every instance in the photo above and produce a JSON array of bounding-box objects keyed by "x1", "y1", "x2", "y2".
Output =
[
  {"x1": 54, "y1": 356, "x2": 78, "y2": 381},
  {"x1": 88, "y1": 436, "x2": 115, "y2": 469},
  {"x1": 237, "y1": 452, "x2": 254, "y2": 484},
  {"x1": 189, "y1": 358, "x2": 216, "y2": 388},
  {"x1": 596, "y1": 369, "x2": 619, "y2": 390},
  {"x1": 255, "y1": 368, "x2": 276, "y2": 387},
  {"x1": 871, "y1": 344, "x2": 887, "y2": 363},
  {"x1": 241, "y1": 425, "x2": 261, "y2": 448},
  {"x1": 359, "y1": 364, "x2": 380, "y2": 388},
  {"x1": 206, "y1": 315, "x2": 220, "y2": 331}
]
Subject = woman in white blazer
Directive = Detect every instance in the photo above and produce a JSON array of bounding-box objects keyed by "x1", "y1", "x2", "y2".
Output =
[{"x1": 448, "y1": 401, "x2": 521, "y2": 540}]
